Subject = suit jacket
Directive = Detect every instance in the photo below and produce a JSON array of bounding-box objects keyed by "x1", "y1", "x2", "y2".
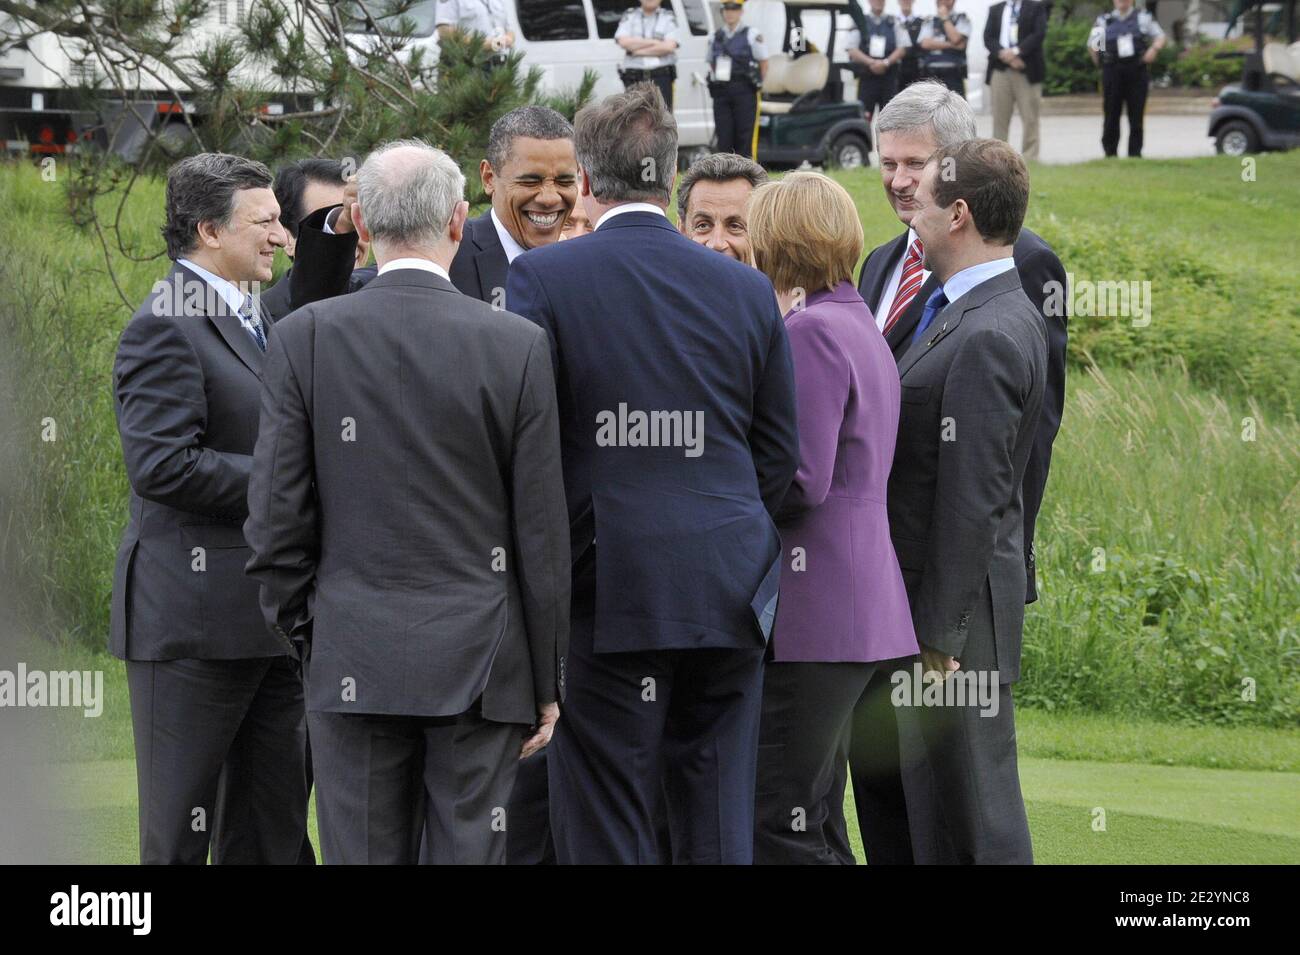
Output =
[
  {"x1": 289, "y1": 207, "x2": 502, "y2": 308},
  {"x1": 110, "y1": 262, "x2": 287, "y2": 661},
  {"x1": 772, "y1": 282, "x2": 917, "y2": 663},
  {"x1": 243, "y1": 268, "x2": 569, "y2": 724},
  {"x1": 859, "y1": 227, "x2": 1066, "y2": 602},
  {"x1": 506, "y1": 210, "x2": 799, "y2": 655},
  {"x1": 888, "y1": 267, "x2": 1046, "y2": 683},
  {"x1": 984, "y1": 0, "x2": 1049, "y2": 85},
  {"x1": 259, "y1": 268, "x2": 295, "y2": 322}
]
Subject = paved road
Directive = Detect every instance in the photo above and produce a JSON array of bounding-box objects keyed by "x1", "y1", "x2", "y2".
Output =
[{"x1": 973, "y1": 111, "x2": 1217, "y2": 164}]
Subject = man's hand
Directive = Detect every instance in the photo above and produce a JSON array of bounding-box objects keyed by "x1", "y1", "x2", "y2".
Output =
[
  {"x1": 334, "y1": 176, "x2": 359, "y2": 235},
  {"x1": 920, "y1": 645, "x2": 960, "y2": 682},
  {"x1": 1010, "y1": 55, "x2": 1026, "y2": 70},
  {"x1": 520, "y1": 702, "x2": 560, "y2": 759},
  {"x1": 868, "y1": 58, "x2": 888, "y2": 75},
  {"x1": 998, "y1": 48, "x2": 1016, "y2": 64},
  {"x1": 1141, "y1": 47, "x2": 1157, "y2": 65}
]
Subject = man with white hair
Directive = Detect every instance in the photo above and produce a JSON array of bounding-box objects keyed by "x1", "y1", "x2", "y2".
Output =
[
  {"x1": 837, "y1": 79, "x2": 1067, "y2": 864},
  {"x1": 244, "y1": 140, "x2": 570, "y2": 865}
]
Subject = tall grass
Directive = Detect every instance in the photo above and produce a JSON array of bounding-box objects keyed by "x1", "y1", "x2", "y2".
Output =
[{"x1": 0, "y1": 155, "x2": 1296, "y2": 724}]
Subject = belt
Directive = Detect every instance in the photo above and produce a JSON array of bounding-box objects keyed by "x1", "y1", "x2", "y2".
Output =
[{"x1": 621, "y1": 66, "x2": 676, "y2": 80}]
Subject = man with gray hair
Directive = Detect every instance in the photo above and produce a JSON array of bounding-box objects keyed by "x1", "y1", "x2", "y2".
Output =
[
  {"x1": 675, "y1": 152, "x2": 767, "y2": 262},
  {"x1": 245, "y1": 140, "x2": 571, "y2": 865},
  {"x1": 111, "y1": 152, "x2": 308, "y2": 864},
  {"x1": 507, "y1": 86, "x2": 799, "y2": 864},
  {"x1": 834, "y1": 78, "x2": 1067, "y2": 864}
]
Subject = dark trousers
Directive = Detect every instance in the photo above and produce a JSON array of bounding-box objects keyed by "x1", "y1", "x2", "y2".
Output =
[
  {"x1": 858, "y1": 71, "x2": 900, "y2": 120},
  {"x1": 1102, "y1": 61, "x2": 1149, "y2": 157},
  {"x1": 310, "y1": 707, "x2": 523, "y2": 865},
  {"x1": 623, "y1": 73, "x2": 675, "y2": 111},
  {"x1": 506, "y1": 748, "x2": 555, "y2": 864},
  {"x1": 898, "y1": 59, "x2": 922, "y2": 90},
  {"x1": 713, "y1": 86, "x2": 759, "y2": 157},
  {"x1": 548, "y1": 614, "x2": 766, "y2": 864},
  {"x1": 925, "y1": 65, "x2": 966, "y2": 97},
  {"x1": 126, "y1": 655, "x2": 308, "y2": 865},
  {"x1": 754, "y1": 661, "x2": 875, "y2": 864}
]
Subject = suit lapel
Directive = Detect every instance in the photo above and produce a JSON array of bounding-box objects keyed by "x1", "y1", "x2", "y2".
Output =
[
  {"x1": 886, "y1": 272, "x2": 939, "y2": 360},
  {"x1": 896, "y1": 268, "x2": 1023, "y2": 380},
  {"x1": 466, "y1": 215, "x2": 507, "y2": 304},
  {"x1": 176, "y1": 263, "x2": 265, "y2": 377},
  {"x1": 860, "y1": 232, "x2": 907, "y2": 315}
]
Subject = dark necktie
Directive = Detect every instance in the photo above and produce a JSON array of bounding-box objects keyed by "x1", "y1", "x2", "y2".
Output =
[
  {"x1": 238, "y1": 297, "x2": 267, "y2": 351},
  {"x1": 911, "y1": 286, "x2": 948, "y2": 346}
]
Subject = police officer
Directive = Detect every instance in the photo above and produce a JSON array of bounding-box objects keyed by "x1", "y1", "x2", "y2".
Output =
[
  {"x1": 897, "y1": 0, "x2": 927, "y2": 89},
  {"x1": 616, "y1": 0, "x2": 681, "y2": 109},
  {"x1": 708, "y1": 0, "x2": 768, "y2": 158},
  {"x1": 919, "y1": 0, "x2": 972, "y2": 95},
  {"x1": 436, "y1": 0, "x2": 514, "y2": 63},
  {"x1": 847, "y1": 0, "x2": 912, "y2": 121},
  {"x1": 1089, "y1": 0, "x2": 1167, "y2": 157}
]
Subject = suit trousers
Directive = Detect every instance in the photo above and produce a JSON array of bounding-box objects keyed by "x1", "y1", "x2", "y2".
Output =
[
  {"x1": 126, "y1": 655, "x2": 308, "y2": 865},
  {"x1": 858, "y1": 71, "x2": 899, "y2": 120},
  {"x1": 506, "y1": 748, "x2": 556, "y2": 864},
  {"x1": 754, "y1": 660, "x2": 875, "y2": 864},
  {"x1": 548, "y1": 613, "x2": 766, "y2": 864},
  {"x1": 1102, "y1": 61, "x2": 1149, "y2": 157},
  {"x1": 309, "y1": 706, "x2": 524, "y2": 865},
  {"x1": 990, "y1": 67, "x2": 1042, "y2": 162},
  {"x1": 713, "y1": 86, "x2": 759, "y2": 158}
]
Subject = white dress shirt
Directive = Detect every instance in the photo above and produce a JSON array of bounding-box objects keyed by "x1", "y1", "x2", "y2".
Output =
[
  {"x1": 594, "y1": 201, "x2": 669, "y2": 231},
  {"x1": 176, "y1": 257, "x2": 266, "y2": 347},
  {"x1": 1000, "y1": 1, "x2": 1022, "y2": 52},
  {"x1": 939, "y1": 255, "x2": 1017, "y2": 306},
  {"x1": 377, "y1": 257, "x2": 452, "y2": 281},
  {"x1": 872, "y1": 229, "x2": 931, "y2": 332}
]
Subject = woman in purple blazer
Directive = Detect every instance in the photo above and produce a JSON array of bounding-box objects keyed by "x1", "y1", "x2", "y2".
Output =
[{"x1": 747, "y1": 172, "x2": 918, "y2": 864}]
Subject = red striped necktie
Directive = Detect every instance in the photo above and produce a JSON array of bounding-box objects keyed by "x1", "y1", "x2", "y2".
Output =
[{"x1": 883, "y1": 238, "x2": 925, "y2": 333}]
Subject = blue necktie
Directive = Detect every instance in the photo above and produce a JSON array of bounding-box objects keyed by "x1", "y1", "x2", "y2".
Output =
[
  {"x1": 238, "y1": 297, "x2": 267, "y2": 351},
  {"x1": 911, "y1": 286, "x2": 948, "y2": 346}
]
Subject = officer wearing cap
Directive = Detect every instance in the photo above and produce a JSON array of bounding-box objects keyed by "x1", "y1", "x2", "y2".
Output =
[
  {"x1": 708, "y1": 0, "x2": 769, "y2": 158},
  {"x1": 1088, "y1": 0, "x2": 1166, "y2": 157},
  {"x1": 897, "y1": 0, "x2": 927, "y2": 89},
  {"x1": 919, "y1": 0, "x2": 972, "y2": 95},
  {"x1": 436, "y1": 0, "x2": 514, "y2": 64},
  {"x1": 847, "y1": 0, "x2": 913, "y2": 121},
  {"x1": 616, "y1": 0, "x2": 681, "y2": 109}
]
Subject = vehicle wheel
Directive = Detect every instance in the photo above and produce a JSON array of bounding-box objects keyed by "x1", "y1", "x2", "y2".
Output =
[
  {"x1": 1215, "y1": 120, "x2": 1259, "y2": 156},
  {"x1": 827, "y1": 132, "x2": 870, "y2": 169}
]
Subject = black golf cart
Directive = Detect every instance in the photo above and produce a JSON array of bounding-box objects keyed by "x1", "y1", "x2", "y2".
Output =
[{"x1": 1208, "y1": 0, "x2": 1300, "y2": 153}]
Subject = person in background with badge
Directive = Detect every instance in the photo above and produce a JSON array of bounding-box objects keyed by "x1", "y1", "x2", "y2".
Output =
[
  {"x1": 984, "y1": 0, "x2": 1048, "y2": 162},
  {"x1": 919, "y1": 0, "x2": 972, "y2": 96},
  {"x1": 1088, "y1": 0, "x2": 1166, "y2": 158},
  {"x1": 708, "y1": 0, "x2": 769, "y2": 158},
  {"x1": 616, "y1": 0, "x2": 681, "y2": 109},
  {"x1": 436, "y1": 0, "x2": 515, "y2": 65},
  {"x1": 847, "y1": 0, "x2": 912, "y2": 122},
  {"x1": 896, "y1": 0, "x2": 927, "y2": 90}
]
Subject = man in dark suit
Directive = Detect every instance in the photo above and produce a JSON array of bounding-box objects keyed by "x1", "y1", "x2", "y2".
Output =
[
  {"x1": 244, "y1": 140, "x2": 571, "y2": 865},
  {"x1": 111, "y1": 152, "x2": 308, "y2": 864},
  {"x1": 984, "y1": 0, "x2": 1049, "y2": 161},
  {"x1": 887, "y1": 138, "x2": 1045, "y2": 862},
  {"x1": 261, "y1": 158, "x2": 373, "y2": 321},
  {"x1": 287, "y1": 106, "x2": 577, "y2": 312},
  {"x1": 507, "y1": 86, "x2": 800, "y2": 865}
]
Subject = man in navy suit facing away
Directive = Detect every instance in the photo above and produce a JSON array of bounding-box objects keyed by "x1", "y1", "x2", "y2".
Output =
[{"x1": 507, "y1": 86, "x2": 799, "y2": 864}]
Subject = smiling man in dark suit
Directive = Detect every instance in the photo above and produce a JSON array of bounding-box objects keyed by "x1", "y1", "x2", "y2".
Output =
[
  {"x1": 507, "y1": 86, "x2": 799, "y2": 864},
  {"x1": 890, "y1": 137, "x2": 1045, "y2": 862},
  {"x1": 286, "y1": 106, "x2": 577, "y2": 311},
  {"x1": 111, "y1": 152, "x2": 308, "y2": 864},
  {"x1": 244, "y1": 140, "x2": 570, "y2": 865}
]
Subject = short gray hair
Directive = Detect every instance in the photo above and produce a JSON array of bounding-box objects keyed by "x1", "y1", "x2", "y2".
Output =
[
  {"x1": 876, "y1": 80, "x2": 977, "y2": 148},
  {"x1": 163, "y1": 152, "x2": 272, "y2": 260},
  {"x1": 574, "y1": 85, "x2": 677, "y2": 204},
  {"x1": 486, "y1": 106, "x2": 574, "y2": 171},
  {"x1": 676, "y1": 153, "x2": 768, "y2": 221},
  {"x1": 355, "y1": 139, "x2": 465, "y2": 247}
]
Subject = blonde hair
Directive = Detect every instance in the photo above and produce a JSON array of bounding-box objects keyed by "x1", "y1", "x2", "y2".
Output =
[{"x1": 747, "y1": 172, "x2": 864, "y2": 294}]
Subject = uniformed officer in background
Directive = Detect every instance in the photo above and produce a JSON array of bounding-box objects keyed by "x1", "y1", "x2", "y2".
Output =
[
  {"x1": 616, "y1": 0, "x2": 681, "y2": 109},
  {"x1": 847, "y1": 0, "x2": 912, "y2": 121},
  {"x1": 897, "y1": 0, "x2": 927, "y2": 89},
  {"x1": 919, "y1": 0, "x2": 972, "y2": 95},
  {"x1": 436, "y1": 0, "x2": 514, "y2": 65},
  {"x1": 1088, "y1": 0, "x2": 1167, "y2": 158},
  {"x1": 708, "y1": 0, "x2": 769, "y2": 158}
]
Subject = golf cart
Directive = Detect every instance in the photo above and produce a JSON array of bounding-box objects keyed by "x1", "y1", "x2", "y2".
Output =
[
  {"x1": 755, "y1": 0, "x2": 874, "y2": 168},
  {"x1": 1208, "y1": 0, "x2": 1300, "y2": 153}
]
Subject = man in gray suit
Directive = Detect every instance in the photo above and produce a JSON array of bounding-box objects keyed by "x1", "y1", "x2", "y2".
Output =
[
  {"x1": 111, "y1": 152, "x2": 308, "y2": 864},
  {"x1": 888, "y1": 138, "x2": 1046, "y2": 863},
  {"x1": 244, "y1": 140, "x2": 570, "y2": 865}
]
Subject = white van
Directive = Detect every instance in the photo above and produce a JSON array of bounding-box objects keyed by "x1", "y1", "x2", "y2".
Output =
[{"x1": 346, "y1": 0, "x2": 723, "y2": 151}]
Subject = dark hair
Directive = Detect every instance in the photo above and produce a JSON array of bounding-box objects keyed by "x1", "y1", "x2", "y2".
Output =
[
  {"x1": 162, "y1": 152, "x2": 273, "y2": 260},
  {"x1": 574, "y1": 85, "x2": 677, "y2": 204},
  {"x1": 272, "y1": 157, "x2": 351, "y2": 237},
  {"x1": 927, "y1": 139, "x2": 1028, "y2": 246},
  {"x1": 486, "y1": 106, "x2": 574, "y2": 171},
  {"x1": 676, "y1": 152, "x2": 768, "y2": 221}
]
